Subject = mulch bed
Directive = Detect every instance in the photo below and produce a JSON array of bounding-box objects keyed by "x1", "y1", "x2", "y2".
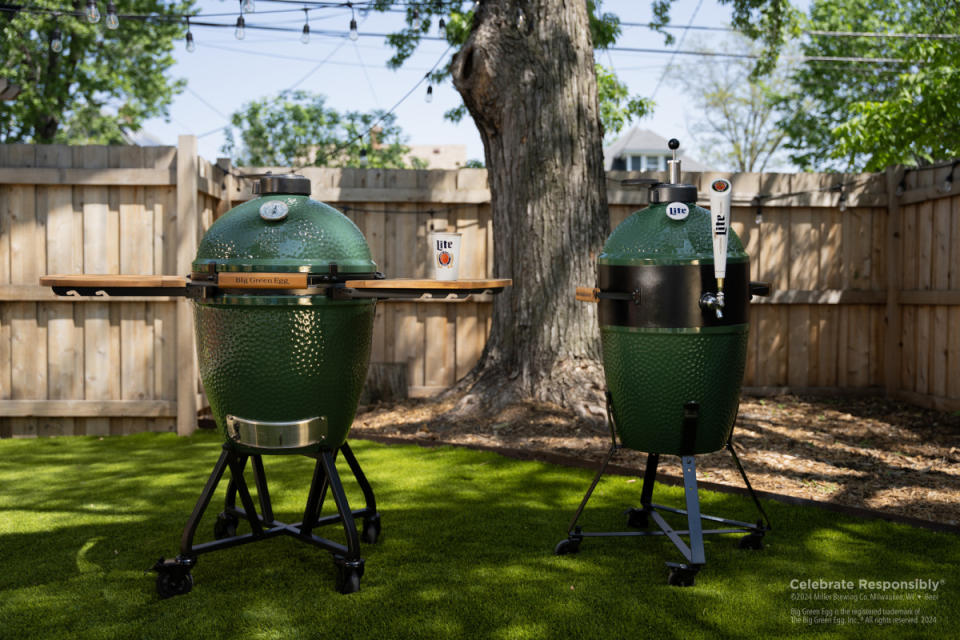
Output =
[{"x1": 351, "y1": 393, "x2": 960, "y2": 528}]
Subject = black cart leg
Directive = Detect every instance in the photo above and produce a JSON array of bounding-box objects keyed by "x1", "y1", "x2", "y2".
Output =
[
  {"x1": 341, "y1": 442, "x2": 381, "y2": 543},
  {"x1": 726, "y1": 439, "x2": 770, "y2": 549},
  {"x1": 554, "y1": 444, "x2": 620, "y2": 555},
  {"x1": 299, "y1": 456, "x2": 329, "y2": 539},
  {"x1": 153, "y1": 447, "x2": 232, "y2": 598},
  {"x1": 319, "y1": 449, "x2": 365, "y2": 594},
  {"x1": 627, "y1": 453, "x2": 660, "y2": 528}
]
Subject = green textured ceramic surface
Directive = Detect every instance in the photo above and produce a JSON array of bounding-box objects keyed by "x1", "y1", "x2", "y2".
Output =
[
  {"x1": 599, "y1": 202, "x2": 748, "y2": 266},
  {"x1": 601, "y1": 324, "x2": 749, "y2": 454},
  {"x1": 194, "y1": 297, "x2": 375, "y2": 453},
  {"x1": 193, "y1": 195, "x2": 376, "y2": 274}
]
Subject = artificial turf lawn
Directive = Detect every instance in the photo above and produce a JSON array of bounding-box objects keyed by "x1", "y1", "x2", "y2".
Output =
[{"x1": 0, "y1": 431, "x2": 955, "y2": 640}]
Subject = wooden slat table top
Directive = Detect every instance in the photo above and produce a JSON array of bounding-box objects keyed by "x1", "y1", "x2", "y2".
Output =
[
  {"x1": 344, "y1": 278, "x2": 512, "y2": 290},
  {"x1": 40, "y1": 274, "x2": 188, "y2": 288}
]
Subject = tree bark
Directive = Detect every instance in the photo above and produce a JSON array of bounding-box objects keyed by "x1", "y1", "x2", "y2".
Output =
[{"x1": 449, "y1": 0, "x2": 609, "y2": 417}]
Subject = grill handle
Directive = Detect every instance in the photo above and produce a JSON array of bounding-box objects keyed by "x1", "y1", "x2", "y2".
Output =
[{"x1": 749, "y1": 281, "x2": 771, "y2": 298}]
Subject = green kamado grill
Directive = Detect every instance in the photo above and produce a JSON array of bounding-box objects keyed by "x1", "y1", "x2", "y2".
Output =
[
  {"x1": 41, "y1": 173, "x2": 510, "y2": 598},
  {"x1": 556, "y1": 140, "x2": 772, "y2": 586}
]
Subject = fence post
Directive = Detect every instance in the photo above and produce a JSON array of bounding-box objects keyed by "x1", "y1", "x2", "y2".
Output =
[
  {"x1": 216, "y1": 157, "x2": 234, "y2": 219},
  {"x1": 176, "y1": 135, "x2": 199, "y2": 436},
  {"x1": 884, "y1": 165, "x2": 903, "y2": 396}
]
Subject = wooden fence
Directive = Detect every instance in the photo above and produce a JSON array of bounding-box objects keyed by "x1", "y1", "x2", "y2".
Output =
[{"x1": 1, "y1": 137, "x2": 958, "y2": 439}]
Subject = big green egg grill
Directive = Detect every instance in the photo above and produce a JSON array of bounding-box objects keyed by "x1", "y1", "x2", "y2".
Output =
[
  {"x1": 556, "y1": 140, "x2": 773, "y2": 587},
  {"x1": 42, "y1": 173, "x2": 509, "y2": 598}
]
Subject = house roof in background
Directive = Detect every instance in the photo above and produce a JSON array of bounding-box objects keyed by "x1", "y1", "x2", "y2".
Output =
[{"x1": 603, "y1": 126, "x2": 710, "y2": 171}]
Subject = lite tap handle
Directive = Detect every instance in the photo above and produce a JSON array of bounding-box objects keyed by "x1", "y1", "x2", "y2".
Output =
[{"x1": 708, "y1": 178, "x2": 732, "y2": 286}]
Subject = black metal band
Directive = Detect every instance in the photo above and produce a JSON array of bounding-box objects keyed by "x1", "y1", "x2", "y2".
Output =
[{"x1": 597, "y1": 261, "x2": 750, "y2": 329}]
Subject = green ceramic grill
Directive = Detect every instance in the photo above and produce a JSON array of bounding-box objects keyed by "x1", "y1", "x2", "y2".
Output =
[
  {"x1": 557, "y1": 140, "x2": 772, "y2": 587},
  {"x1": 190, "y1": 174, "x2": 378, "y2": 454}
]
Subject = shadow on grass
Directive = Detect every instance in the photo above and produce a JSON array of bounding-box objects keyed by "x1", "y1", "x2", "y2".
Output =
[{"x1": 0, "y1": 434, "x2": 956, "y2": 640}]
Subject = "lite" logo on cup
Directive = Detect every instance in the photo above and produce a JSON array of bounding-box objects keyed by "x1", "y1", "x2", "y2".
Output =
[{"x1": 436, "y1": 239, "x2": 455, "y2": 268}]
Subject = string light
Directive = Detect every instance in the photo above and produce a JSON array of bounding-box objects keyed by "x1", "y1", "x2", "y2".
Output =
[
  {"x1": 185, "y1": 17, "x2": 195, "y2": 52},
  {"x1": 438, "y1": 17, "x2": 445, "y2": 31},
  {"x1": 235, "y1": 16, "x2": 245, "y2": 40},
  {"x1": 752, "y1": 196, "x2": 763, "y2": 225},
  {"x1": 50, "y1": 25, "x2": 62, "y2": 53},
  {"x1": 301, "y1": 8, "x2": 310, "y2": 44},
  {"x1": 410, "y1": 9, "x2": 421, "y2": 31},
  {"x1": 105, "y1": 1, "x2": 118, "y2": 29},
  {"x1": 85, "y1": 0, "x2": 100, "y2": 24},
  {"x1": 242, "y1": 0, "x2": 255, "y2": 14},
  {"x1": 941, "y1": 161, "x2": 959, "y2": 193},
  {"x1": 348, "y1": 3, "x2": 358, "y2": 41},
  {"x1": 425, "y1": 84, "x2": 433, "y2": 102}
]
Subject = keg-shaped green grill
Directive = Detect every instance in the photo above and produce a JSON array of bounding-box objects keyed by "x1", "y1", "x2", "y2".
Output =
[
  {"x1": 579, "y1": 139, "x2": 770, "y2": 456},
  {"x1": 557, "y1": 140, "x2": 771, "y2": 586},
  {"x1": 191, "y1": 174, "x2": 377, "y2": 454},
  {"x1": 597, "y1": 185, "x2": 750, "y2": 455}
]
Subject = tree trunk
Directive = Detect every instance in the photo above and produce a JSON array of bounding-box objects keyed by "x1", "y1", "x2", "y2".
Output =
[{"x1": 449, "y1": 0, "x2": 609, "y2": 417}]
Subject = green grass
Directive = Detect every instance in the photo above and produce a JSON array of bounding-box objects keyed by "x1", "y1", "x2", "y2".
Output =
[{"x1": 0, "y1": 432, "x2": 955, "y2": 640}]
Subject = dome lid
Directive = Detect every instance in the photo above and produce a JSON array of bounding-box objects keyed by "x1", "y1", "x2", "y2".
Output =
[
  {"x1": 599, "y1": 203, "x2": 748, "y2": 266},
  {"x1": 193, "y1": 193, "x2": 376, "y2": 275}
]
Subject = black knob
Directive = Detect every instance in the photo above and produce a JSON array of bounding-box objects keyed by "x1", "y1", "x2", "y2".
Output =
[{"x1": 668, "y1": 138, "x2": 680, "y2": 150}]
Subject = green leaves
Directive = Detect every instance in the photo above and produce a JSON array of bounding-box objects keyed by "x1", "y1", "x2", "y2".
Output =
[
  {"x1": 595, "y1": 64, "x2": 653, "y2": 141},
  {"x1": 778, "y1": 0, "x2": 960, "y2": 170},
  {"x1": 0, "y1": 0, "x2": 193, "y2": 144},
  {"x1": 221, "y1": 90, "x2": 421, "y2": 169}
]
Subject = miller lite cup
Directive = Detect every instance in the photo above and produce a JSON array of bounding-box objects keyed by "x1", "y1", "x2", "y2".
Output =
[{"x1": 430, "y1": 232, "x2": 461, "y2": 281}]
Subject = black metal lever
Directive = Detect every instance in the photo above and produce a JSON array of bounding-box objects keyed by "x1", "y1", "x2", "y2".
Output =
[{"x1": 749, "y1": 281, "x2": 770, "y2": 298}]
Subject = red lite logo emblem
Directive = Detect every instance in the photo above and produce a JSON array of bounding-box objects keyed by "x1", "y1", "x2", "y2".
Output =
[
  {"x1": 712, "y1": 180, "x2": 729, "y2": 192},
  {"x1": 438, "y1": 251, "x2": 453, "y2": 266}
]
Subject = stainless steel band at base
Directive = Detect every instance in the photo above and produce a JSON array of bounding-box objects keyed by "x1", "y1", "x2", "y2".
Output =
[{"x1": 225, "y1": 414, "x2": 329, "y2": 450}]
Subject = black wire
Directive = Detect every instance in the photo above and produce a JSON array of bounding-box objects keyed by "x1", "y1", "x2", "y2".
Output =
[{"x1": 225, "y1": 43, "x2": 453, "y2": 181}]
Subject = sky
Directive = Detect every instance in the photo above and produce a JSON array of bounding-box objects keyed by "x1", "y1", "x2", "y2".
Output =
[{"x1": 141, "y1": 0, "x2": 798, "y2": 168}]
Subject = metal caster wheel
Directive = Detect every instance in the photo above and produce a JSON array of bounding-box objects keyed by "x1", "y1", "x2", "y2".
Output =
[
  {"x1": 333, "y1": 556, "x2": 364, "y2": 595},
  {"x1": 666, "y1": 564, "x2": 699, "y2": 587},
  {"x1": 554, "y1": 537, "x2": 581, "y2": 556},
  {"x1": 626, "y1": 508, "x2": 649, "y2": 528},
  {"x1": 738, "y1": 532, "x2": 764, "y2": 550},
  {"x1": 213, "y1": 512, "x2": 239, "y2": 540},
  {"x1": 362, "y1": 513, "x2": 381, "y2": 544},
  {"x1": 152, "y1": 557, "x2": 195, "y2": 599}
]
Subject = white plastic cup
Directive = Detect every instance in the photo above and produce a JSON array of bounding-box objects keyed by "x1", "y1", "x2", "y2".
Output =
[{"x1": 430, "y1": 232, "x2": 461, "y2": 281}]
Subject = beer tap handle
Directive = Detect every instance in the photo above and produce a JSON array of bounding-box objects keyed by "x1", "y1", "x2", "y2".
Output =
[{"x1": 708, "y1": 178, "x2": 732, "y2": 319}]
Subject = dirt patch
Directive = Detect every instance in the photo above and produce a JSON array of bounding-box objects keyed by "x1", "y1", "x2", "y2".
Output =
[{"x1": 352, "y1": 394, "x2": 960, "y2": 526}]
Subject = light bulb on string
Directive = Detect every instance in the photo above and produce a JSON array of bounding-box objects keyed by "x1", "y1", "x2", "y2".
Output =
[
  {"x1": 105, "y1": 2, "x2": 118, "y2": 29},
  {"x1": 425, "y1": 84, "x2": 433, "y2": 103},
  {"x1": 242, "y1": 0, "x2": 255, "y2": 14},
  {"x1": 235, "y1": 15, "x2": 245, "y2": 40},
  {"x1": 86, "y1": 0, "x2": 101, "y2": 24},
  {"x1": 411, "y1": 10, "x2": 421, "y2": 31},
  {"x1": 359, "y1": 148, "x2": 368, "y2": 167},
  {"x1": 438, "y1": 17, "x2": 445, "y2": 31},
  {"x1": 349, "y1": 18, "x2": 359, "y2": 41},
  {"x1": 301, "y1": 9, "x2": 310, "y2": 44},
  {"x1": 942, "y1": 162, "x2": 958, "y2": 193},
  {"x1": 50, "y1": 27, "x2": 63, "y2": 53},
  {"x1": 185, "y1": 19, "x2": 196, "y2": 52}
]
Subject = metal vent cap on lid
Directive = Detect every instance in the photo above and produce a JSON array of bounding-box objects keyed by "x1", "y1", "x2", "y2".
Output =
[{"x1": 254, "y1": 172, "x2": 312, "y2": 196}]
